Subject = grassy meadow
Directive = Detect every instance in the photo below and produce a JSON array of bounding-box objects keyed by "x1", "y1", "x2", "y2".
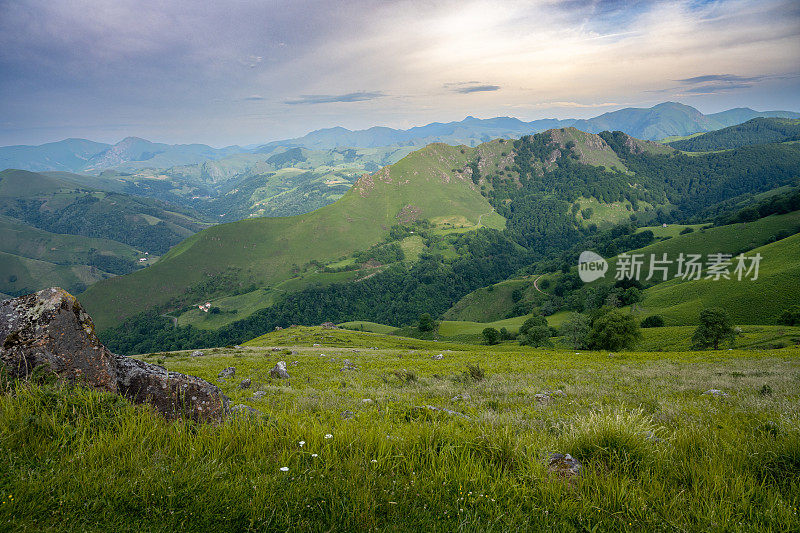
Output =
[{"x1": 2, "y1": 326, "x2": 799, "y2": 532}]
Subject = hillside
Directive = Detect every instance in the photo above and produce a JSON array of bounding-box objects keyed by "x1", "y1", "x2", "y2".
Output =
[
  {"x1": 0, "y1": 169, "x2": 213, "y2": 295},
  {"x1": 81, "y1": 142, "x2": 502, "y2": 330},
  {"x1": 667, "y1": 118, "x2": 800, "y2": 151},
  {"x1": 636, "y1": 232, "x2": 800, "y2": 325},
  {"x1": 89, "y1": 128, "x2": 800, "y2": 345},
  {"x1": 445, "y1": 210, "x2": 800, "y2": 324}
]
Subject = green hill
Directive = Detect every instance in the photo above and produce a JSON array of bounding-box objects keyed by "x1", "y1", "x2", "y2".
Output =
[
  {"x1": 81, "y1": 142, "x2": 502, "y2": 329},
  {"x1": 668, "y1": 118, "x2": 800, "y2": 152},
  {"x1": 444, "y1": 211, "x2": 800, "y2": 323},
  {"x1": 0, "y1": 169, "x2": 213, "y2": 296},
  {"x1": 636, "y1": 232, "x2": 800, "y2": 325}
]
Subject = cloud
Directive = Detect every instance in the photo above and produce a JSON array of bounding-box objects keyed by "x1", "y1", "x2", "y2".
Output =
[
  {"x1": 678, "y1": 74, "x2": 765, "y2": 84},
  {"x1": 684, "y1": 83, "x2": 757, "y2": 93},
  {"x1": 451, "y1": 84, "x2": 501, "y2": 94},
  {"x1": 243, "y1": 95, "x2": 265, "y2": 101},
  {"x1": 284, "y1": 91, "x2": 386, "y2": 105}
]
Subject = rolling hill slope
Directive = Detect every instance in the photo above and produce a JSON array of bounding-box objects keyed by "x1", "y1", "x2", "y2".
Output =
[
  {"x1": 80, "y1": 142, "x2": 502, "y2": 329},
  {"x1": 667, "y1": 118, "x2": 800, "y2": 151}
]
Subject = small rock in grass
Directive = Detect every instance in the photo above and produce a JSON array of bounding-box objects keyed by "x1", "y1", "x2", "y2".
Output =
[
  {"x1": 341, "y1": 410, "x2": 355, "y2": 419},
  {"x1": 362, "y1": 398, "x2": 373, "y2": 404},
  {"x1": 290, "y1": 360, "x2": 298, "y2": 366},
  {"x1": 239, "y1": 378, "x2": 251, "y2": 389},
  {"x1": 548, "y1": 453, "x2": 582, "y2": 477},
  {"x1": 252, "y1": 391, "x2": 267, "y2": 399},
  {"x1": 190, "y1": 350, "x2": 204, "y2": 357},
  {"x1": 218, "y1": 367, "x2": 236, "y2": 380},
  {"x1": 341, "y1": 359, "x2": 357, "y2": 371},
  {"x1": 432, "y1": 354, "x2": 444, "y2": 360},
  {"x1": 703, "y1": 389, "x2": 729, "y2": 397},
  {"x1": 231, "y1": 404, "x2": 260, "y2": 417},
  {"x1": 270, "y1": 361, "x2": 289, "y2": 379},
  {"x1": 534, "y1": 393, "x2": 551, "y2": 403}
]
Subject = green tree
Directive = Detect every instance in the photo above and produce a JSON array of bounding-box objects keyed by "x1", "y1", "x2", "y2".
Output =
[
  {"x1": 640, "y1": 315, "x2": 665, "y2": 328},
  {"x1": 588, "y1": 309, "x2": 641, "y2": 350},
  {"x1": 418, "y1": 313, "x2": 436, "y2": 332},
  {"x1": 692, "y1": 308, "x2": 735, "y2": 349},
  {"x1": 482, "y1": 327, "x2": 500, "y2": 345},
  {"x1": 518, "y1": 315, "x2": 552, "y2": 347},
  {"x1": 560, "y1": 313, "x2": 590, "y2": 349},
  {"x1": 777, "y1": 305, "x2": 800, "y2": 326}
]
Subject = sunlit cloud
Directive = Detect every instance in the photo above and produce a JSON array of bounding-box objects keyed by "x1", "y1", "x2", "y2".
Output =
[{"x1": 285, "y1": 92, "x2": 386, "y2": 105}]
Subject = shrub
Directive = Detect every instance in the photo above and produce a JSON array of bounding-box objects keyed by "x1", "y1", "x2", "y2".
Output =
[
  {"x1": 679, "y1": 227, "x2": 694, "y2": 235},
  {"x1": 641, "y1": 315, "x2": 665, "y2": 328},
  {"x1": 692, "y1": 308, "x2": 735, "y2": 349},
  {"x1": 560, "y1": 313, "x2": 590, "y2": 349},
  {"x1": 482, "y1": 327, "x2": 500, "y2": 345},
  {"x1": 518, "y1": 315, "x2": 552, "y2": 347},
  {"x1": 588, "y1": 309, "x2": 641, "y2": 350},
  {"x1": 777, "y1": 305, "x2": 800, "y2": 326},
  {"x1": 418, "y1": 313, "x2": 436, "y2": 332}
]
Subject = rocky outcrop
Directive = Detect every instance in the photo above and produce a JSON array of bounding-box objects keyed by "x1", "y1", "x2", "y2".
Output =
[{"x1": 0, "y1": 288, "x2": 229, "y2": 423}]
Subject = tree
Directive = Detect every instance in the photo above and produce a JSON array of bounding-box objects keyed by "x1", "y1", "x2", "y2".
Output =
[
  {"x1": 692, "y1": 308, "x2": 735, "y2": 349},
  {"x1": 418, "y1": 313, "x2": 436, "y2": 332},
  {"x1": 518, "y1": 315, "x2": 552, "y2": 347},
  {"x1": 588, "y1": 309, "x2": 641, "y2": 350},
  {"x1": 482, "y1": 327, "x2": 500, "y2": 345},
  {"x1": 640, "y1": 315, "x2": 665, "y2": 328},
  {"x1": 777, "y1": 305, "x2": 800, "y2": 326},
  {"x1": 560, "y1": 313, "x2": 591, "y2": 348}
]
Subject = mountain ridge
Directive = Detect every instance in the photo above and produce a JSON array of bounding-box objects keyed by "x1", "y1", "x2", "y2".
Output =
[{"x1": 4, "y1": 102, "x2": 798, "y2": 173}]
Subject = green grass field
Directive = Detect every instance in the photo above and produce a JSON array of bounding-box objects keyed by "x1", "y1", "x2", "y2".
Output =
[{"x1": 2, "y1": 326, "x2": 798, "y2": 531}]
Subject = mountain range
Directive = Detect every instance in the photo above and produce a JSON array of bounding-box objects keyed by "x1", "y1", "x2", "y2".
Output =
[{"x1": 3, "y1": 102, "x2": 798, "y2": 173}]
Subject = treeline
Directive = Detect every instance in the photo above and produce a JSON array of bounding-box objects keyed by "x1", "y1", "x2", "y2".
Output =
[
  {"x1": 100, "y1": 228, "x2": 531, "y2": 355},
  {"x1": 0, "y1": 193, "x2": 203, "y2": 254},
  {"x1": 668, "y1": 118, "x2": 800, "y2": 152}
]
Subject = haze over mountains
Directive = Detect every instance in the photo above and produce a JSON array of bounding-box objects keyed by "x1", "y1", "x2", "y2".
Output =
[{"x1": 3, "y1": 102, "x2": 798, "y2": 173}]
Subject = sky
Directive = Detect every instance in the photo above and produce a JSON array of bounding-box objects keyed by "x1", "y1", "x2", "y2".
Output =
[{"x1": 0, "y1": 0, "x2": 798, "y2": 146}]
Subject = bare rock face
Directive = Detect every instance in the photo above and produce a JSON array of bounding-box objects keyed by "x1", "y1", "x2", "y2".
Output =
[
  {"x1": 1, "y1": 288, "x2": 117, "y2": 389},
  {"x1": 0, "y1": 288, "x2": 229, "y2": 423}
]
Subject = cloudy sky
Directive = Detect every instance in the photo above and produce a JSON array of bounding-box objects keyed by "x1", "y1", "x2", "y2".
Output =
[{"x1": 1, "y1": 0, "x2": 798, "y2": 146}]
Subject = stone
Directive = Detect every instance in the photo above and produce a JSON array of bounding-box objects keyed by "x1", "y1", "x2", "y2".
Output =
[
  {"x1": 270, "y1": 361, "x2": 289, "y2": 379},
  {"x1": 703, "y1": 389, "x2": 729, "y2": 397},
  {"x1": 231, "y1": 404, "x2": 260, "y2": 417},
  {"x1": 362, "y1": 398, "x2": 373, "y2": 404},
  {"x1": 190, "y1": 350, "x2": 205, "y2": 357},
  {"x1": 115, "y1": 357, "x2": 229, "y2": 423},
  {"x1": 432, "y1": 353, "x2": 444, "y2": 360},
  {"x1": 534, "y1": 393, "x2": 551, "y2": 402},
  {"x1": 218, "y1": 367, "x2": 236, "y2": 380},
  {"x1": 239, "y1": 378, "x2": 251, "y2": 389},
  {"x1": 547, "y1": 453, "x2": 582, "y2": 477},
  {"x1": 252, "y1": 391, "x2": 267, "y2": 399},
  {"x1": 341, "y1": 359, "x2": 357, "y2": 371},
  {"x1": 341, "y1": 410, "x2": 355, "y2": 419},
  {"x1": 0, "y1": 288, "x2": 228, "y2": 423}
]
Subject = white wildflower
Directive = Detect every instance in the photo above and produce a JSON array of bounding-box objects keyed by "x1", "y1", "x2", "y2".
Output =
[
  {"x1": 299, "y1": 440, "x2": 305, "y2": 447},
  {"x1": 324, "y1": 434, "x2": 333, "y2": 439},
  {"x1": 279, "y1": 466, "x2": 289, "y2": 472}
]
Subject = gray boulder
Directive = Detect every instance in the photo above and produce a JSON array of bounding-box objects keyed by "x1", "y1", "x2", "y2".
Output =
[
  {"x1": 218, "y1": 367, "x2": 236, "y2": 380},
  {"x1": 0, "y1": 288, "x2": 229, "y2": 423},
  {"x1": 190, "y1": 350, "x2": 205, "y2": 357},
  {"x1": 270, "y1": 361, "x2": 289, "y2": 379},
  {"x1": 548, "y1": 453, "x2": 582, "y2": 477},
  {"x1": 239, "y1": 378, "x2": 251, "y2": 389}
]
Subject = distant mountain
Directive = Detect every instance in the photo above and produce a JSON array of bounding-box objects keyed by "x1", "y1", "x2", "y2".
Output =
[
  {"x1": 3, "y1": 103, "x2": 798, "y2": 173},
  {"x1": 668, "y1": 118, "x2": 800, "y2": 151},
  {"x1": 254, "y1": 102, "x2": 799, "y2": 150},
  {"x1": 0, "y1": 137, "x2": 243, "y2": 173}
]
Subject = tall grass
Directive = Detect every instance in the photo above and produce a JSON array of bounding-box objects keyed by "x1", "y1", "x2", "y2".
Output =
[{"x1": 2, "y1": 342, "x2": 799, "y2": 531}]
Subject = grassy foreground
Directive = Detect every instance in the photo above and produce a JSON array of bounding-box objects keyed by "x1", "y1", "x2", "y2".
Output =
[{"x1": 1, "y1": 327, "x2": 799, "y2": 532}]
